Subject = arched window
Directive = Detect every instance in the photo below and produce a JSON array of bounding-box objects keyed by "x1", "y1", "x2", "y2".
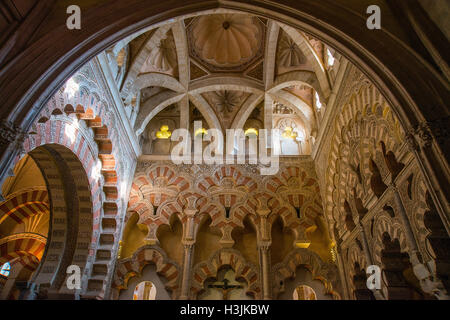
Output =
[
  {"x1": 0, "y1": 262, "x2": 11, "y2": 278},
  {"x1": 133, "y1": 281, "x2": 157, "y2": 300},
  {"x1": 293, "y1": 285, "x2": 317, "y2": 300}
]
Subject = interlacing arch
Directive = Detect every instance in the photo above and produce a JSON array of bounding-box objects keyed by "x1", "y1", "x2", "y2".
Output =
[
  {"x1": 325, "y1": 76, "x2": 405, "y2": 235},
  {"x1": 272, "y1": 248, "x2": 341, "y2": 299},
  {"x1": 191, "y1": 248, "x2": 260, "y2": 299},
  {"x1": 371, "y1": 213, "x2": 408, "y2": 267},
  {"x1": 113, "y1": 245, "x2": 180, "y2": 298},
  {"x1": 345, "y1": 239, "x2": 368, "y2": 297},
  {"x1": 195, "y1": 166, "x2": 258, "y2": 226},
  {"x1": 263, "y1": 166, "x2": 324, "y2": 229},
  {"x1": 406, "y1": 172, "x2": 437, "y2": 262},
  {"x1": 128, "y1": 164, "x2": 190, "y2": 217}
]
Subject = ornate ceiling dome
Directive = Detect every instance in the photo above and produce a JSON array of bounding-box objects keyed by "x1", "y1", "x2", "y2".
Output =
[{"x1": 191, "y1": 14, "x2": 262, "y2": 67}]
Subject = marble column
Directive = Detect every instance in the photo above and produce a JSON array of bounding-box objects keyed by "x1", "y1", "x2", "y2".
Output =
[
  {"x1": 258, "y1": 243, "x2": 271, "y2": 300},
  {"x1": 389, "y1": 183, "x2": 449, "y2": 298},
  {"x1": 179, "y1": 196, "x2": 198, "y2": 300},
  {"x1": 358, "y1": 222, "x2": 384, "y2": 300},
  {"x1": 390, "y1": 184, "x2": 422, "y2": 265},
  {"x1": 180, "y1": 241, "x2": 194, "y2": 300},
  {"x1": 256, "y1": 204, "x2": 272, "y2": 300}
]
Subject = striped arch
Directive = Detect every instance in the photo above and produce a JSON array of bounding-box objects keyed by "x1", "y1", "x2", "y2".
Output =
[
  {"x1": 345, "y1": 240, "x2": 367, "y2": 297},
  {"x1": 195, "y1": 166, "x2": 259, "y2": 229},
  {"x1": 325, "y1": 71, "x2": 405, "y2": 235},
  {"x1": 404, "y1": 173, "x2": 430, "y2": 259},
  {"x1": 272, "y1": 248, "x2": 340, "y2": 299},
  {"x1": 129, "y1": 164, "x2": 190, "y2": 211},
  {"x1": 0, "y1": 188, "x2": 49, "y2": 231},
  {"x1": 11, "y1": 254, "x2": 40, "y2": 273},
  {"x1": 0, "y1": 254, "x2": 41, "y2": 300},
  {"x1": 113, "y1": 245, "x2": 180, "y2": 297},
  {"x1": 0, "y1": 234, "x2": 46, "y2": 264},
  {"x1": 371, "y1": 213, "x2": 408, "y2": 266},
  {"x1": 16, "y1": 83, "x2": 124, "y2": 299},
  {"x1": 191, "y1": 248, "x2": 261, "y2": 299},
  {"x1": 263, "y1": 166, "x2": 324, "y2": 230},
  {"x1": 196, "y1": 166, "x2": 258, "y2": 193}
]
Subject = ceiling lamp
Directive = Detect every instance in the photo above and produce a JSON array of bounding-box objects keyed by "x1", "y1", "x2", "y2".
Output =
[
  {"x1": 282, "y1": 127, "x2": 298, "y2": 139},
  {"x1": 156, "y1": 125, "x2": 172, "y2": 139},
  {"x1": 195, "y1": 127, "x2": 208, "y2": 137},
  {"x1": 244, "y1": 128, "x2": 258, "y2": 136}
]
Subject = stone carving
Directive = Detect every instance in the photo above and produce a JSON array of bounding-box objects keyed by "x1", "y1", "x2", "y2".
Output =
[
  {"x1": 0, "y1": 120, "x2": 26, "y2": 146},
  {"x1": 190, "y1": 14, "x2": 263, "y2": 68},
  {"x1": 210, "y1": 90, "x2": 242, "y2": 114},
  {"x1": 140, "y1": 31, "x2": 178, "y2": 74}
]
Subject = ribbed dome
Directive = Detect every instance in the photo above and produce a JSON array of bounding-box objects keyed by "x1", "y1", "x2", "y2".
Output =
[{"x1": 192, "y1": 14, "x2": 261, "y2": 67}]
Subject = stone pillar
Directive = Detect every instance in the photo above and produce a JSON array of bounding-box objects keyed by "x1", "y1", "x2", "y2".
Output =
[
  {"x1": 334, "y1": 245, "x2": 351, "y2": 300},
  {"x1": 258, "y1": 243, "x2": 271, "y2": 300},
  {"x1": 389, "y1": 183, "x2": 448, "y2": 298},
  {"x1": 390, "y1": 184, "x2": 422, "y2": 264},
  {"x1": 358, "y1": 223, "x2": 373, "y2": 266},
  {"x1": 256, "y1": 202, "x2": 272, "y2": 300},
  {"x1": 179, "y1": 196, "x2": 198, "y2": 300},
  {"x1": 180, "y1": 241, "x2": 194, "y2": 300},
  {"x1": 358, "y1": 222, "x2": 384, "y2": 300}
]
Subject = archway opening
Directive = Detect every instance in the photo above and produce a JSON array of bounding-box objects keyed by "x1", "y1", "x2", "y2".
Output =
[{"x1": 0, "y1": 144, "x2": 93, "y2": 299}]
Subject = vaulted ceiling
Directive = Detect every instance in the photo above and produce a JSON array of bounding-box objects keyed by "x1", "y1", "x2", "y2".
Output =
[{"x1": 105, "y1": 10, "x2": 342, "y2": 154}]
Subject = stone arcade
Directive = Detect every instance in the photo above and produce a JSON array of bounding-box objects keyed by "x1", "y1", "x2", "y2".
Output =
[{"x1": 0, "y1": 0, "x2": 448, "y2": 301}]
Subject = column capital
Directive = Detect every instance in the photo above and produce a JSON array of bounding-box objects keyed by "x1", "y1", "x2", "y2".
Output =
[
  {"x1": 0, "y1": 120, "x2": 26, "y2": 146},
  {"x1": 258, "y1": 241, "x2": 271, "y2": 251},
  {"x1": 181, "y1": 240, "x2": 195, "y2": 248}
]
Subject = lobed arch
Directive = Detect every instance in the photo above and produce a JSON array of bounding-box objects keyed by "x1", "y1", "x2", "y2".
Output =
[
  {"x1": 113, "y1": 245, "x2": 181, "y2": 299},
  {"x1": 1, "y1": 3, "x2": 448, "y2": 237},
  {"x1": 190, "y1": 248, "x2": 261, "y2": 299},
  {"x1": 325, "y1": 78, "x2": 406, "y2": 232},
  {"x1": 272, "y1": 248, "x2": 340, "y2": 299},
  {"x1": 371, "y1": 213, "x2": 408, "y2": 267}
]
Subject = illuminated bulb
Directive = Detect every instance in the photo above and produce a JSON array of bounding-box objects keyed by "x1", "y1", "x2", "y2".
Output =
[
  {"x1": 295, "y1": 241, "x2": 311, "y2": 249},
  {"x1": 156, "y1": 125, "x2": 172, "y2": 139},
  {"x1": 244, "y1": 128, "x2": 258, "y2": 136},
  {"x1": 195, "y1": 128, "x2": 208, "y2": 137},
  {"x1": 282, "y1": 127, "x2": 298, "y2": 139}
]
